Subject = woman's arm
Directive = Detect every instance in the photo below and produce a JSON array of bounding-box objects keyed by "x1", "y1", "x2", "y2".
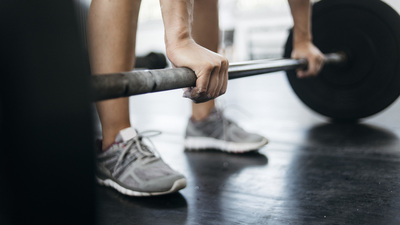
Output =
[
  {"x1": 288, "y1": 0, "x2": 324, "y2": 78},
  {"x1": 160, "y1": 0, "x2": 228, "y2": 103}
]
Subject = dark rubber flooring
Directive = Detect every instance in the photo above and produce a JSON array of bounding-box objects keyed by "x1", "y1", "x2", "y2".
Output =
[{"x1": 95, "y1": 74, "x2": 400, "y2": 225}]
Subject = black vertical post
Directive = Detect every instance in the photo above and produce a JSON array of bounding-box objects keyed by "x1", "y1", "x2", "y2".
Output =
[{"x1": 0, "y1": 0, "x2": 96, "y2": 224}]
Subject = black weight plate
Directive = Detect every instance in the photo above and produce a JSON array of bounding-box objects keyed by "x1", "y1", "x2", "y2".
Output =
[{"x1": 284, "y1": 0, "x2": 400, "y2": 121}]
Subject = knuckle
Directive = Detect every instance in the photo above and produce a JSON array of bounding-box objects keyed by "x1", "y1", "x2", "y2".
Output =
[
  {"x1": 202, "y1": 65, "x2": 214, "y2": 74},
  {"x1": 221, "y1": 59, "x2": 229, "y2": 68},
  {"x1": 196, "y1": 69, "x2": 212, "y2": 78},
  {"x1": 197, "y1": 88, "x2": 207, "y2": 94},
  {"x1": 212, "y1": 62, "x2": 220, "y2": 69}
]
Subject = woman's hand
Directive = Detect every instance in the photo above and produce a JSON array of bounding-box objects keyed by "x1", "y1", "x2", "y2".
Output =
[
  {"x1": 291, "y1": 41, "x2": 325, "y2": 78},
  {"x1": 166, "y1": 38, "x2": 229, "y2": 103}
]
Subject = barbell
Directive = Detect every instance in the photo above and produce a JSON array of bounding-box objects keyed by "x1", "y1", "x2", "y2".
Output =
[
  {"x1": 91, "y1": 0, "x2": 400, "y2": 122},
  {"x1": 91, "y1": 52, "x2": 345, "y2": 99}
]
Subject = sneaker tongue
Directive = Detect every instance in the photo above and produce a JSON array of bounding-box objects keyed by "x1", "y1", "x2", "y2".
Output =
[{"x1": 115, "y1": 127, "x2": 137, "y2": 142}]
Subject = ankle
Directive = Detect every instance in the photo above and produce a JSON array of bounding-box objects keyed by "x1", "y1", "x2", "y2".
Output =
[
  {"x1": 101, "y1": 139, "x2": 115, "y2": 151},
  {"x1": 191, "y1": 101, "x2": 216, "y2": 121},
  {"x1": 101, "y1": 126, "x2": 132, "y2": 151},
  {"x1": 191, "y1": 107, "x2": 216, "y2": 122},
  {"x1": 191, "y1": 114, "x2": 208, "y2": 122}
]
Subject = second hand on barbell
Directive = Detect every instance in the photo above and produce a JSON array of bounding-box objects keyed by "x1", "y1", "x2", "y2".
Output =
[{"x1": 228, "y1": 52, "x2": 346, "y2": 79}]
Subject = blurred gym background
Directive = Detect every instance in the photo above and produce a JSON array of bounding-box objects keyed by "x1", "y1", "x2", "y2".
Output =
[{"x1": 79, "y1": 0, "x2": 400, "y2": 62}]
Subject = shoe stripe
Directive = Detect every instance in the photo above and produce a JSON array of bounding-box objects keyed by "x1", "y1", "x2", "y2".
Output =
[
  {"x1": 96, "y1": 177, "x2": 187, "y2": 197},
  {"x1": 184, "y1": 137, "x2": 268, "y2": 153}
]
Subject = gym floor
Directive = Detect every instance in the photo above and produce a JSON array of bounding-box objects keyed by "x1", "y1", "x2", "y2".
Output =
[{"x1": 95, "y1": 72, "x2": 400, "y2": 225}]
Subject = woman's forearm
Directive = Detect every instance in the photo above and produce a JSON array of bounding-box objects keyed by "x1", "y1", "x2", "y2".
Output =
[
  {"x1": 288, "y1": 0, "x2": 312, "y2": 44},
  {"x1": 160, "y1": 0, "x2": 194, "y2": 48}
]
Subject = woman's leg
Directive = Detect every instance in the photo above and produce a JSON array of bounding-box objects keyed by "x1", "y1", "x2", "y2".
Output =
[
  {"x1": 87, "y1": 0, "x2": 141, "y2": 149},
  {"x1": 190, "y1": 0, "x2": 220, "y2": 121}
]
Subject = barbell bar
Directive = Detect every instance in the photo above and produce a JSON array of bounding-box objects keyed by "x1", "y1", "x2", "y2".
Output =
[
  {"x1": 228, "y1": 52, "x2": 346, "y2": 79},
  {"x1": 91, "y1": 52, "x2": 345, "y2": 102}
]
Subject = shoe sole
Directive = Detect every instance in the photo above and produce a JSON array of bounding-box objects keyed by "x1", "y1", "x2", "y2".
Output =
[
  {"x1": 184, "y1": 137, "x2": 268, "y2": 153},
  {"x1": 96, "y1": 177, "x2": 187, "y2": 197}
]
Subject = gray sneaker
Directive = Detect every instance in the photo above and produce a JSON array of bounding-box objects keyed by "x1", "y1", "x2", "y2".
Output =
[
  {"x1": 184, "y1": 109, "x2": 268, "y2": 153},
  {"x1": 96, "y1": 127, "x2": 186, "y2": 196}
]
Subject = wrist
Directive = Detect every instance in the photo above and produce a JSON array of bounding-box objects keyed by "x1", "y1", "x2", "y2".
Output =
[
  {"x1": 165, "y1": 29, "x2": 191, "y2": 45},
  {"x1": 293, "y1": 28, "x2": 311, "y2": 40},
  {"x1": 293, "y1": 34, "x2": 312, "y2": 48},
  {"x1": 160, "y1": 0, "x2": 194, "y2": 48},
  {"x1": 165, "y1": 36, "x2": 194, "y2": 57}
]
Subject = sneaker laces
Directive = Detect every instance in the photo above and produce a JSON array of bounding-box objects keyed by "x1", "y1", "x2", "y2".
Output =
[{"x1": 113, "y1": 130, "x2": 161, "y2": 175}]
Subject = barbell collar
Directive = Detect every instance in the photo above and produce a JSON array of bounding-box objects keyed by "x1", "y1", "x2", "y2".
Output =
[{"x1": 91, "y1": 52, "x2": 346, "y2": 101}]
